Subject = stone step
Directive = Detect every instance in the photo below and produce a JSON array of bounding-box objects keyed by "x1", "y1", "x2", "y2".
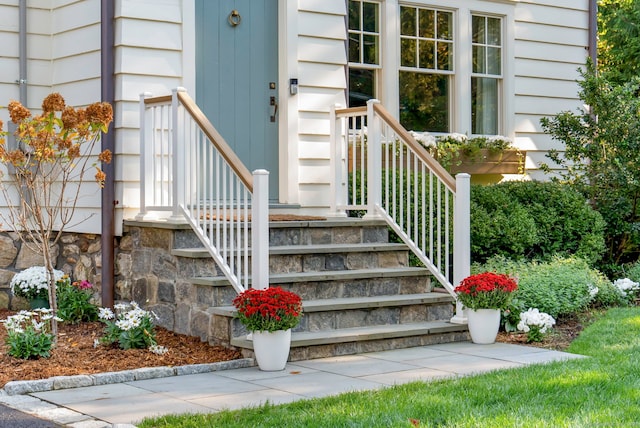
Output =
[
  {"x1": 211, "y1": 292, "x2": 453, "y2": 317},
  {"x1": 230, "y1": 321, "x2": 469, "y2": 361},
  {"x1": 192, "y1": 266, "x2": 429, "y2": 287},
  {"x1": 171, "y1": 243, "x2": 409, "y2": 259},
  {"x1": 172, "y1": 218, "x2": 391, "y2": 249}
]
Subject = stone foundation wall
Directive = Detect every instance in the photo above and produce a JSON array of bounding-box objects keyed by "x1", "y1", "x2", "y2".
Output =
[{"x1": 0, "y1": 232, "x2": 104, "y2": 310}]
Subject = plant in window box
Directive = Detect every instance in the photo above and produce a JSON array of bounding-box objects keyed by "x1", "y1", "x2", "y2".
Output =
[{"x1": 410, "y1": 132, "x2": 525, "y2": 175}]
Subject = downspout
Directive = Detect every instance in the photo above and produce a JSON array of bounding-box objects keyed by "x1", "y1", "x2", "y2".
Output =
[
  {"x1": 589, "y1": 0, "x2": 598, "y2": 67},
  {"x1": 18, "y1": 0, "x2": 27, "y2": 105},
  {"x1": 101, "y1": 0, "x2": 115, "y2": 308}
]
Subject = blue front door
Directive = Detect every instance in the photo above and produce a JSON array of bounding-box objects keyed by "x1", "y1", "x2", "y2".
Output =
[{"x1": 195, "y1": 0, "x2": 279, "y2": 200}]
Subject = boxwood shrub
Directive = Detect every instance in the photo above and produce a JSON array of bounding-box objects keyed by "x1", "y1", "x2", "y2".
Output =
[{"x1": 471, "y1": 181, "x2": 606, "y2": 265}]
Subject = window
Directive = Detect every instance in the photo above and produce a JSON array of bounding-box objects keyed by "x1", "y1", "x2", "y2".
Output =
[
  {"x1": 471, "y1": 15, "x2": 502, "y2": 135},
  {"x1": 348, "y1": 0, "x2": 381, "y2": 107},
  {"x1": 398, "y1": 6, "x2": 454, "y2": 132}
]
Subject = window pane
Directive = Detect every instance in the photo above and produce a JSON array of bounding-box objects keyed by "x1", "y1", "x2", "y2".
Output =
[
  {"x1": 419, "y1": 40, "x2": 435, "y2": 69},
  {"x1": 349, "y1": 33, "x2": 361, "y2": 63},
  {"x1": 487, "y1": 17, "x2": 501, "y2": 45},
  {"x1": 363, "y1": 2, "x2": 379, "y2": 33},
  {"x1": 349, "y1": 1, "x2": 360, "y2": 31},
  {"x1": 363, "y1": 34, "x2": 379, "y2": 64},
  {"x1": 419, "y1": 9, "x2": 435, "y2": 38},
  {"x1": 349, "y1": 68, "x2": 376, "y2": 107},
  {"x1": 473, "y1": 45, "x2": 485, "y2": 74},
  {"x1": 472, "y1": 15, "x2": 485, "y2": 44},
  {"x1": 399, "y1": 71, "x2": 449, "y2": 132},
  {"x1": 437, "y1": 11, "x2": 453, "y2": 40},
  {"x1": 437, "y1": 41, "x2": 453, "y2": 71},
  {"x1": 487, "y1": 47, "x2": 501, "y2": 75},
  {"x1": 401, "y1": 38, "x2": 417, "y2": 67},
  {"x1": 401, "y1": 6, "x2": 416, "y2": 36},
  {"x1": 472, "y1": 77, "x2": 498, "y2": 135}
]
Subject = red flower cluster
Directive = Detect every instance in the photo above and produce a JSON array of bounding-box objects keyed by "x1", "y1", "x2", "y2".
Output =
[
  {"x1": 454, "y1": 272, "x2": 517, "y2": 310},
  {"x1": 232, "y1": 286, "x2": 303, "y2": 332}
]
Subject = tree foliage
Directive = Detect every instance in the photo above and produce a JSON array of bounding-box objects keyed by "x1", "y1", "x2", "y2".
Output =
[
  {"x1": 598, "y1": 0, "x2": 640, "y2": 84},
  {"x1": 540, "y1": 62, "x2": 640, "y2": 269}
]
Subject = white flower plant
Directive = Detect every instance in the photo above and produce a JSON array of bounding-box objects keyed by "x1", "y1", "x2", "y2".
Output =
[
  {"x1": 517, "y1": 308, "x2": 556, "y2": 343},
  {"x1": 98, "y1": 301, "x2": 166, "y2": 354},
  {"x1": 612, "y1": 278, "x2": 640, "y2": 302},
  {"x1": 11, "y1": 266, "x2": 64, "y2": 301},
  {"x1": 0, "y1": 308, "x2": 63, "y2": 359}
]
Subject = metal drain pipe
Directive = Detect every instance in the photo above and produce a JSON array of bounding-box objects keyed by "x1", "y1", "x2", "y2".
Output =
[
  {"x1": 101, "y1": 0, "x2": 116, "y2": 308},
  {"x1": 18, "y1": 0, "x2": 27, "y2": 104}
]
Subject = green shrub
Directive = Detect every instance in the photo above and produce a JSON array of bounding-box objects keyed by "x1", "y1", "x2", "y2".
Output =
[
  {"x1": 471, "y1": 181, "x2": 606, "y2": 265},
  {"x1": 57, "y1": 279, "x2": 98, "y2": 324},
  {"x1": 474, "y1": 256, "x2": 608, "y2": 318}
]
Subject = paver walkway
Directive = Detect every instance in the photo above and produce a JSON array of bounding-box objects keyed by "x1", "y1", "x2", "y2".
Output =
[{"x1": 2, "y1": 341, "x2": 584, "y2": 427}]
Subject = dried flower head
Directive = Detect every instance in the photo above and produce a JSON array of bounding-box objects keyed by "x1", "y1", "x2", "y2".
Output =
[
  {"x1": 95, "y1": 169, "x2": 106, "y2": 187},
  {"x1": 98, "y1": 149, "x2": 112, "y2": 164},
  {"x1": 85, "y1": 102, "x2": 113, "y2": 125},
  {"x1": 61, "y1": 106, "x2": 80, "y2": 129},
  {"x1": 8, "y1": 100, "x2": 31, "y2": 123},
  {"x1": 42, "y1": 93, "x2": 66, "y2": 113}
]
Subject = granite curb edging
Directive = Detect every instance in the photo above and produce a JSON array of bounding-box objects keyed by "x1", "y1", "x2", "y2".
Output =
[{"x1": 0, "y1": 358, "x2": 255, "y2": 396}]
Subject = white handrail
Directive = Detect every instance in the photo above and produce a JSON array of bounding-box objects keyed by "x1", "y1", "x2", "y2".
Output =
[
  {"x1": 330, "y1": 99, "x2": 470, "y2": 323},
  {"x1": 137, "y1": 89, "x2": 268, "y2": 294}
]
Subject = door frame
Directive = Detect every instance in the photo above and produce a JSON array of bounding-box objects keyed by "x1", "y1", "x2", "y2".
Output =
[{"x1": 182, "y1": 0, "x2": 299, "y2": 205}]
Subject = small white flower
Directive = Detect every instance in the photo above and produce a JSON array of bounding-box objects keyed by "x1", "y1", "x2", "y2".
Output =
[
  {"x1": 517, "y1": 308, "x2": 556, "y2": 334},
  {"x1": 613, "y1": 278, "x2": 640, "y2": 297},
  {"x1": 149, "y1": 345, "x2": 168, "y2": 355},
  {"x1": 98, "y1": 307, "x2": 115, "y2": 320},
  {"x1": 93, "y1": 339, "x2": 100, "y2": 348}
]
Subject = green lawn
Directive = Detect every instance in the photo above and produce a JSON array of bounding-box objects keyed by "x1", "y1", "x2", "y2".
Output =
[{"x1": 139, "y1": 307, "x2": 640, "y2": 428}]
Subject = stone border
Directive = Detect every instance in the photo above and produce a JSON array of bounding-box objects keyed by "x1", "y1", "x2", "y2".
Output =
[{"x1": 1, "y1": 358, "x2": 255, "y2": 396}]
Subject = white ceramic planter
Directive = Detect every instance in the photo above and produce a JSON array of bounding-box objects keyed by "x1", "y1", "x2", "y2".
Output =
[
  {"x1": 467, "y1": 309, "x2": 501, "y2": 344},
  {"x1": 252, "y1": 329, "x2": 292, "y2": 371}
]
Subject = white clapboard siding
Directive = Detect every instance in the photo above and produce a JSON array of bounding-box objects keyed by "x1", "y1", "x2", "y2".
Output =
[
  {"x1": 512, "y1": 0, "x2": 589, "y2": 176},
  {"x1": 296, "y1": 2, "x2": 347, "y2": 208}
]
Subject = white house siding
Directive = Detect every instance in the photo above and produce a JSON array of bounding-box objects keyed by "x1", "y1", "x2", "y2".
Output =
[
  {"x1": 512, "y1": 0, "x2": 590, "y2": 181},
  {"x1": 295, "y1": 0, "x2": 347, "y2": 212}
]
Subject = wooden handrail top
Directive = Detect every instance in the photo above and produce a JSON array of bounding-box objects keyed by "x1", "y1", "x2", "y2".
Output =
[
  {"x1": 143, "y1": 95, "x2": 172, "y2": 105},
  {"x1": 335, "y1": 106, "x2": 367, "y2": 116},
  {"x1": 176, "y1": 91, "x2": 253, "y2": 192},
  {"x1": 372, "y1": 103, "x2": 456, "y2": 192}
]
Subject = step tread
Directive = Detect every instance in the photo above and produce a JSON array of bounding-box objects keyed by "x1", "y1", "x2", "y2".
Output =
[
  {"x1": 192, "y1": 266, "x2": 429, "y2": 287},
  {"x1": 230, "y1": 321, "x2": 468, "y2": 349},
  {"x1": 211, "y1": 293, "x2": 453, "y2": 317},
  {"x1": 172, "y1": 243, "x2": 409, "y2": 258}
]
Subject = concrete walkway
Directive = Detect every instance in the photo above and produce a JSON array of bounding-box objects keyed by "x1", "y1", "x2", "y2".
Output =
[{"x1": 0, "y1": 342, "x2": 584, "y2": 427}]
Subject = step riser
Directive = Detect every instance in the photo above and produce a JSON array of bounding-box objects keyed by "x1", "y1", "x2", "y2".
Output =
[
  {"x1": 286, "y1": 331, "x2": 470, "y2": 361},
  {"x1": 224, "y1": 303, "x2": 454, "y2": 338},
  {"x1": 196, "y1": 276, "x2": 432, "y2": 306},
  {"x1": 269, "y1": 251, "x2": 408, "y2": 274},
  {"x1": 173, "y1": 223, "x2": 390, "y2": 249}
]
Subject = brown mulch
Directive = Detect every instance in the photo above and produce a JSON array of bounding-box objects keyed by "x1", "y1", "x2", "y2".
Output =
[
  {"x1": 0, "y1": 309, "x2": 242, "y2": 388},
  {"x1": 495, "y1": 315, "x2": 589, "y2": 351}
]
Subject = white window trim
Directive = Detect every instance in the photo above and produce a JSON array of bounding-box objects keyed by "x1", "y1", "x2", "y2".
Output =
[{"x1": 379, "y1": 0, "x2": 515, "y2": 139}]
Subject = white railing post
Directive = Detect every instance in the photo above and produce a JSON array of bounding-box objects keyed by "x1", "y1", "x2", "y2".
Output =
[
  {"x1": 168, "y1": 87, "x2": 186, "y2": 223},
  {"x1": 364, "y1": 99, "x2": 382, "y2": 219},
  {"x1": 136, "y1": 92, "x2": 153, "y2": 220},
  {"x1": 328, "y1": 104, "x2": 347, "y2": 217},
  {"x1": 251, "y1": 169, "x2": 269, "y2": 290},
  {"x1": 451, "y1": 173, "x2": 470, "y2": 324}
]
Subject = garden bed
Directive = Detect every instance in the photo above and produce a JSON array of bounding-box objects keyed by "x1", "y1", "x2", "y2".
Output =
[{"x1": 0, "y1": 309, "x2": 242, "y2": 388}]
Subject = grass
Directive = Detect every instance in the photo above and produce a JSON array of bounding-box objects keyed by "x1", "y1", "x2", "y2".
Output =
[{"x1": 139, "y1": 307, "x2": 640, "y2": 428}]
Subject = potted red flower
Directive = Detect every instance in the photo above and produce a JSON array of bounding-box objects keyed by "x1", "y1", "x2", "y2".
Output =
[
  {"x1": 454, "y1": 272, "x2": 517, "y2": 344},
  {"x1": 232, "y1": 286, "x2": 303, "y2": 370}
]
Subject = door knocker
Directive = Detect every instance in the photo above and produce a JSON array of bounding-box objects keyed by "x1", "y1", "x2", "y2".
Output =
[{"x1": 228, "y1": 10, "x2": 241, "y2": 27}]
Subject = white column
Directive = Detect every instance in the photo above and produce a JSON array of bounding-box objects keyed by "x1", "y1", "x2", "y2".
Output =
[
  {"x1": 451, "y1": 173, "x2": 470, "y2": 324},
  {"x1": 252, "y1": 169, "x2": 270, "y2": 290},
  {"x1": 135, "y1": 92, "x2": 153, "y2": 221},
  {"x1": 168, "y1": 87, "x2": 187, "y2": 223},
  {"x1": 363, "y1": 99, "x2": 383, "y2": 219}
]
